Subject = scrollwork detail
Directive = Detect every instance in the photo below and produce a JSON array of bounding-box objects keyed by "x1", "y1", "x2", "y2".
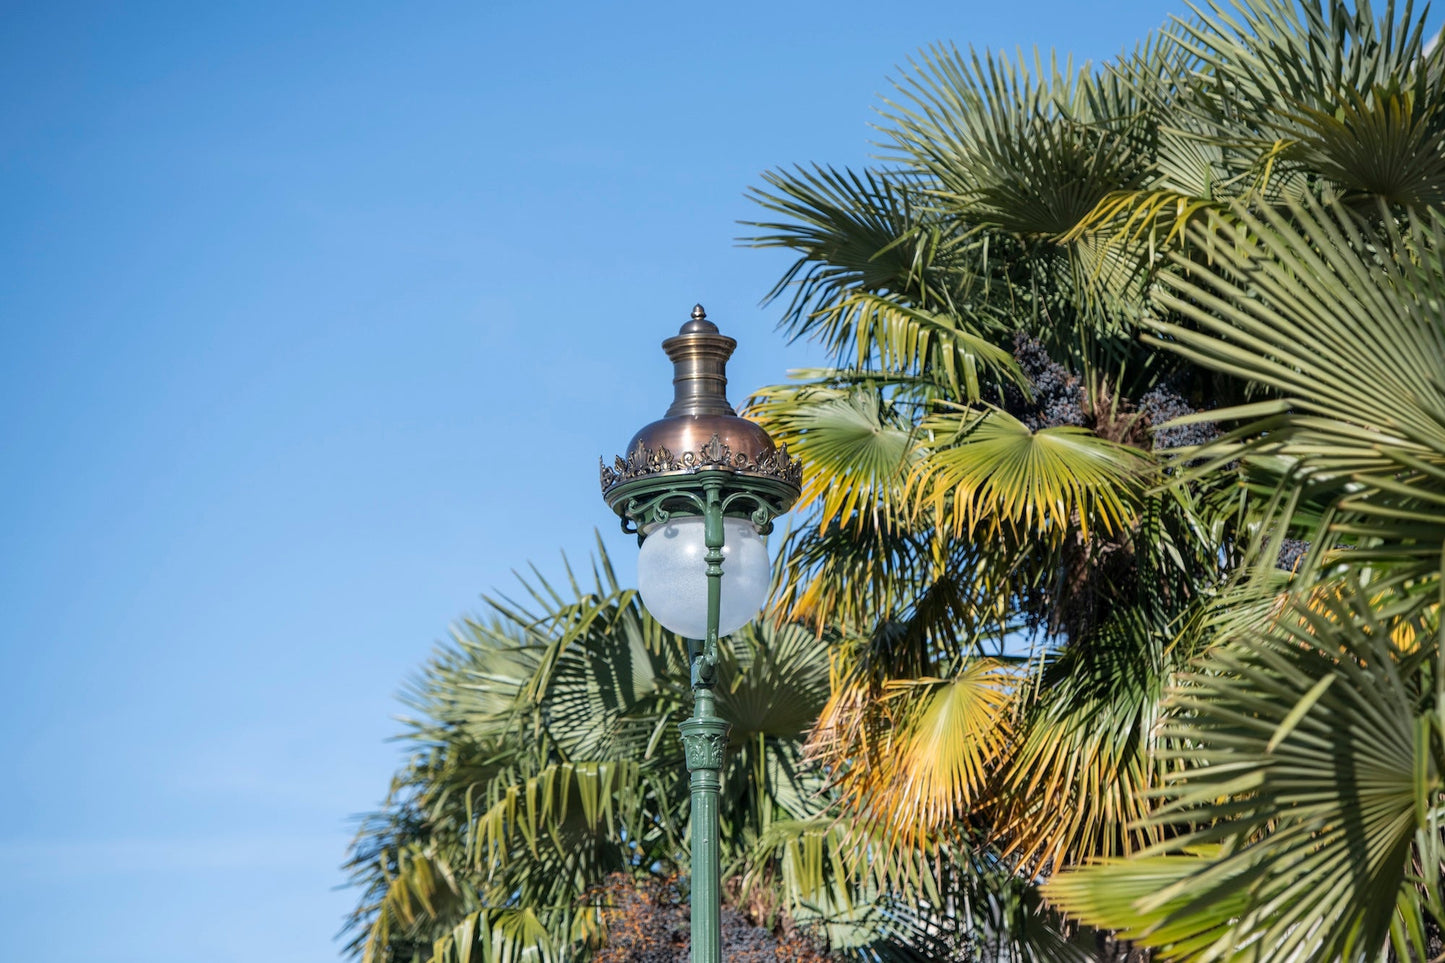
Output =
[{"x1": 600, "y1": 434, "x2": 803, "y2": 494}]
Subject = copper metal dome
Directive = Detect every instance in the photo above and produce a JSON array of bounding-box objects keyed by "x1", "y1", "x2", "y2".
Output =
[{"x1": 599, "y1": 305, "x2": 801, "y2": 514}]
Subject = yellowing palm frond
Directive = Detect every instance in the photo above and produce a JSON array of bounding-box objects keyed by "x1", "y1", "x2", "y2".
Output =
[
  {"x1": 749, "y1": 381, "x2": 920, "y2": 531},
  {"x1": 996, "y1": 607, "x2": 1181, "y2": 870},
  {"x1": 910, "y1": 406, "x2": 1149, "y2": 540},
  {"x1": 1071, "y1": 187, "x2": 1224, "y2": 254},
  {"x1": 817, "y1": 660, "x2": 1016, "y2": 852},
  {"x1": 830, "y1": 292, "x2": 1020, "y2": 399}
]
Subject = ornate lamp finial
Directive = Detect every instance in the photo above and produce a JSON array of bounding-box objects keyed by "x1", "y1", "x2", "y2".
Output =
[{"x1": 678, "y1": 302, "x2": 719, "y2": 336}]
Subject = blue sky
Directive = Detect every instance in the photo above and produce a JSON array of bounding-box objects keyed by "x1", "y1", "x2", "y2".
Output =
[{"x1": 2, "y1": 1, "x2": 1183, "y2": 959}]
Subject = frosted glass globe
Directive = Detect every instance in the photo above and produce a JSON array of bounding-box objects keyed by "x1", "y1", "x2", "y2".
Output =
[{"x1": 636, "y1": 515, "x2": 771, "y2": 639}]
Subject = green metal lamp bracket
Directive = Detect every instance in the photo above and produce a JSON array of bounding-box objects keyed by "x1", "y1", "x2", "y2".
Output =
[{"x1": 610, "y1": 471, "x2": 793, "y2": 542}]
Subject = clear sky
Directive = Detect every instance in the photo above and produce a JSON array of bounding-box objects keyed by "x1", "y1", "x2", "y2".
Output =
[{"x1": 3, "y1": 1, "x2": 1184, "y2": 959}]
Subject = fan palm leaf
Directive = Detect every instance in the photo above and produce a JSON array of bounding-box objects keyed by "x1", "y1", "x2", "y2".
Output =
[
  {"x1": 1044, "y1": 581, "x2": 1444, "y2": 962},
  {"x1": 829, "y1": 292, "x2": 1021, "y2": 399},
  {"x1": 817, "y1": 660, "x2": 1017, "y2": 852},
  {"x1": 752, "y1": 817, "x2": 1102, "y2": 962},
  {"x1": 427, "y1": 908, "x2": 560, "y2": 963},
  {"x1": 748, "y1": 380, "x2": 922, "y2": 530},
  {"x1": 768, "y1": 517, "x2": 936, "y2": 634},
  {"x1": 909, "y1": 405, "x2": 1150, "y2": 541},
  {"x1": 1169, "y1": 0, "x2": 1440, "y2": 165},
  {"x1": 746, "y1": 165, "x2": 959, "y2": 348},
  {"x1": 748, "y1": 377, "x2": 1009, "y2": 644},
  {"x1": 1147, "y1": 195, "x2": 1445, "y2": 582},
  {"x1": 996, "y1": 612, "x2": 1177, "y2": 870},
  {"x1": 347, "y1": 542, "x2": 855, "y2": 962},
  {"x1": 467, "y1": 761, "x2": 651, "y2": 897},
  {"x1": 747, "y1": 168, "x2": 1024, "y2": 400},
  {"x1": 881, "y1": 45, "x2": 1153, "y2": 238},
  {"x1": 1284, "y1": 76, "x2": 1445, "y2": 207},
  {"x1": 1079, "y1": 0, "x2": 1445, "y2": 269},
  {"x1": 1040, "y1": 851, "x2": 1245, "y2": 960}
]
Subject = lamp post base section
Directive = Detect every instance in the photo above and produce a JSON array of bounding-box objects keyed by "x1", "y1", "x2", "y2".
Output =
[{"x1": 679, "y1": 713, "x2": 730, "y2": 963}]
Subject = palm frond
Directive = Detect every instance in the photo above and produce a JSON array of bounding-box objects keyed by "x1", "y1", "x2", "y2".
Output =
[
  {"x1": 748, "y1": 380, "x2": 922, "y2": 530},
  {"x1": 1286, "y1": 76, "x2": 1445, "y2": 206},
  {"x1": 1042, "y1": 851, "x2": 1246, "y2": 960},
  {"x1": 819, "y1": 660, "x2": 1017, "y2": 852},
  {"x1": 1047, "y1": 580, "x2": 1444, "y2": 962},
  {"x1": 881, "y1": 45, "x2": 1153, "y2": 237},
  {"x1": 910, "y1": 405, "x2": 1150, "y2": 540},
  {"x1": 996, "y1": 608, "x2": 1182, "y2": 870},
  {"x1": 428, "y1": 908, "x2": 560, "y2": 963},
  {"x1": 1149, "y1": 195, "x2": 1445, "y2": 582},
  {"x1": 745, "y1": 165, "x2": 984, "y2": 349}
]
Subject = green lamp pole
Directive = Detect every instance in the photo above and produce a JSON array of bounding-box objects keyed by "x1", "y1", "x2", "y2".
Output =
[{"x1": 600, "y1": 306, "x2": 801, "y2": 963}]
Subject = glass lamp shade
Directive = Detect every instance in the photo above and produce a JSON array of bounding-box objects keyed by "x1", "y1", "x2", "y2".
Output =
[{"x1": 636, "y1": 515, "x2": 771, "y2": 639}]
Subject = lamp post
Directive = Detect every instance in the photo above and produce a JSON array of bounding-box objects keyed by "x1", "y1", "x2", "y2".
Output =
[{"x1": 600, "y1": 305, "x2": 801, "y2": 963}]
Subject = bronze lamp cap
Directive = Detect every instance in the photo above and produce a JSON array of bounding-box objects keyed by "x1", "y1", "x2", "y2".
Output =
[{"x1": 600, "y1": 306, "x2": 801, "y2": 508}]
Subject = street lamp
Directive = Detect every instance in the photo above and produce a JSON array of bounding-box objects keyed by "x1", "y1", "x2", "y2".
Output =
[{"x1": 600, "y1": 304, "x2": 801, "y2": 963}]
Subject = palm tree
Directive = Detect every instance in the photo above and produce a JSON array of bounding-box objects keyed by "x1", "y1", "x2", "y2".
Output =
[
  {"x1": 344, "y1": 536, "x2": 1099, "y2": 961},
  {"x1": 347, "y1": 541, "x2": 1089, "y2": 962},
  {"x1": 745, "y1": 17, "x2": 1223, "y2": 914},
  {"x1": 342, "y1": 543, "x2": 838, "y2": 961},
  {"x1": 742, "y1": 0, "x2": 1445, "y2": 955},
  {"x1": 1044, "y1": 196, "x2": 1445, "y2": 962}
]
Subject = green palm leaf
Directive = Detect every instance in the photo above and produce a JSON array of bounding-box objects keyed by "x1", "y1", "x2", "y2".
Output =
[
  {"x1": 746, "y1": 165, "x2": 1021, "y2": 399},
  {"x1": 467, "y1": 761, "x2": 649, "y2": 891},
  {"x1": 1046, "y1": 581, "x2": 1443, "y2": 962},
  {"x1": 1042, "y1": 851, "x2": 1246, "y2": 960},
  {"x1": 1284, "y1": 77, "x2": 1445, "y2": 207},
  {"x1": 1167, "y1": 0, "x2": 1442, "y2": 212},
  {"x1": 1149, "y1": 196, "x2": 1445, "y2": 579},
  {"x1": 429, "y1": 908, "x2": 559, "y2": 963},
  {"x1": 881, "y1": 45, "x2": 1153, "y2": 237},
  {"x1": 746, "y1": 165, "x2": 952, "y2": 347},
  {"x1": 347, "y1": 542, "x2": 862, "y2": 962}
]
